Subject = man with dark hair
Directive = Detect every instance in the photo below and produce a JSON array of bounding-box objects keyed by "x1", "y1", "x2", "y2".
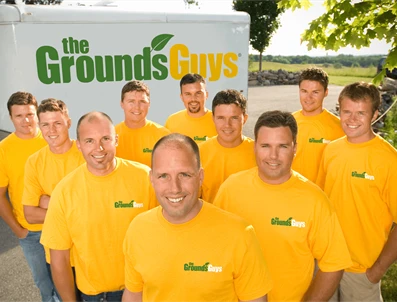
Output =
[
  {"x1": 199, "y1": 89, "x2": 255, "y2": 203},
  {"x1": 0, "y1": 92, "x2": 52, "y2": 301},
  {"x1": 317, "y1": 82, "x2": 397, "y2": 301},
  {"x1": 214, "y1": 110, "x2": 351, "y2": 302},
  {"x1": 123, "y1": 133, "x2": 272, "y2": 302},
  {"x1": 292, "y1": 67, "x2": 344, "y2": 182},
  {"x1": 41, "y1": 111, "x2": 157, "y2": 302},
  {"x1": 116, "y1": 80, "x2": 169, "y2": 167},
  {"x1": 165, "y1": 73, "x2": 217, "y2": 143}
]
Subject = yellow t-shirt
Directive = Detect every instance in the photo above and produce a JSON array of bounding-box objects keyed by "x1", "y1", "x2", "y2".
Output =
[
  {"x1": 115, "y1": 120, "x2": 170, "y2": 167},
  {"x1": 0, "y1": 131, "x2": 46, "y2": 231},
  {"x1": 292, "y1": 109, "x2": 345, "y2": 182},
  {"x1": 199, "y1": 136, "x2": 256, "y2": 203},
  {"x1": 214, "y1": 168, "x2": 351, "y2": 302},
  {"x1": 123, "y1": 202, "x2": 273, "y2": 302},
  {"x1": 316, "y1": 135, "x2": 397, "y2": 273},
  {"x1": 41, "y1": 158, "x2": 157, "y2": 295},
  {"x1": 23, "y1": 141, "x2": 85, "y2": 262},
  {"x1": 165, "y1": 109, "x2": 217, "y2": 143}
]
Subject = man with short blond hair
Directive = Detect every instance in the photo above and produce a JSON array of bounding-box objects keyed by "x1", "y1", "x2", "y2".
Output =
[{"x1": 317, "y1": 82, "x2": 397, "y2": 301}]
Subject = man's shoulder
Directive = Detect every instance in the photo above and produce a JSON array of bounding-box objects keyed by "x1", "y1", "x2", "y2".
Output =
[
  {"x1": 117, "y1": 158, "x2": 151, "y2": 174},
  {"x1": 222, "y1": 167, "x2": 257, "y2": 186},
  {"x1": 166, "y1": 110, "x2": 186, "y2": 121},
  {"x1": 198, "y1": 136, "x2": 217, "y2": 150},
  {"x1": 146, "y1": 120, "x2": 171, "y2": 134},
  {"x1": 204, "y1": 202, "x2": 251, "y2": 229},
  {"x1": 26, "y1": 145, "x2": 50, "y2": 165},
  {"x1": 0, "y1": 132, "x2": 17, "y2": 149}
]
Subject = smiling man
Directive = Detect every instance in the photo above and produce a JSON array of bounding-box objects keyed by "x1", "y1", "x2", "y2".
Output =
[
  {"x1": 199, "y1": 89, "x2": 256, "y2": 203},
  {"x1": 214, "y1": 110, "x2": 351, "y2": 302},
  {"x1": 122, "y1": 133, "x2": 272, "y2": 302},
  {"x1": 292, "y1": 67, "x2": 344, "y2": 182},
  {"x1": 41, "y1": 112, "x2": 157, "y2": 302},
  {"x1": 165, "y1": 73, "x2": 217, "y2": 143},
  {"x1": 22, "y1": 99, "x2": 85, "y2": 298},
  {"x1": 116, "y1": 80, "x2": 169, "y2": 167},
  {"x1": 317, "y1": 82, "x2": 397, "y2": 301}
]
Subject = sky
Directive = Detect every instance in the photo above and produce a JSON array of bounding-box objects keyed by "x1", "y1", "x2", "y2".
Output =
[{"x1": 64, "y1": 0, "x2": 390, "y2": 57}]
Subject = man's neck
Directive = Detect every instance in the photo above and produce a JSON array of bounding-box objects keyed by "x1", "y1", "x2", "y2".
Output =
[
  {"x1": 125, "y1": 118, "x2": 147, "y2": 129},
  {"x1": 187, "y1": 108, "x2": 208, "y2": 118},
  {"x1": 49, "y1": 139, "x2": 73, "y2": 154},
  {"x1": 14, "y1": 128, "x2": 39, "y2": 140}
]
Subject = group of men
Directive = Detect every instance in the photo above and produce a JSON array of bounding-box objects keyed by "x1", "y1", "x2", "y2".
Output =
[{"x1": 0, "y1": 69, "x2": 396, "y2": 302}]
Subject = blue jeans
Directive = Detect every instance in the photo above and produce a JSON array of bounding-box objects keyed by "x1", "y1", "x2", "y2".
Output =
[
  {"x1": 19, "y1": 230, "x2": 58, "y2": 302},
  {"x1": 80, "y1": 290, "x2": 123, "y2": 302}
]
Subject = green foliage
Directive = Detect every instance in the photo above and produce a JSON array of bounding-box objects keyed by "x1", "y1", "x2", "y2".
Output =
[
  {"x1": 383, "y1": 101, "x2": 397, "y2": 149},
  {"x1": 351, "y1": 62, "x2": 361, "y2": 68},
  {"x1": 382, "y1": 256, "x2": 397, "y2": 301},
  {"x1": 278, "y1": 0, "x2": 397, "y2": 85},
  {"x1": 233, "y1": 0, "x2": 284, "y2": 71},
  {"x1": 333, "y1": 63, "x2": 343, "y2": 69},
  {"x1": 250, "y1": 54, "x2": 384, "y2": 68}
]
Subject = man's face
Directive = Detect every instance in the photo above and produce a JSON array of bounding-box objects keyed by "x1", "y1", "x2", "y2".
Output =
[
  {"x1": 213, "y1": 104, "x2": 247, "y2": 148},
  {"x1": 339, "y1": 98, "x2": 377, "y2": 144},
  {"x1": 180, "y1": 82, "x2": 208, "y2": 116},
  {"x1": 255, "y1": 126, "x2": 296, "y2": 185},
  {"x1": 39, "y1": 111, "x2": 71, "y2": 153},
  {"x1": 299, "y1": 80, "x2": 328, "y2": 116},
  {"x1": 77, "y1": 117, "x2": 118, "y2": 176},
  {"x1": 150, "y1": 143, "x2": 204, "y2": 224},
  {"x1": 10, "y1": 105, "x2": 38, "y2": 139},
  {"x1": 121, "y1": 90, "x2": 150, "y2": 127}
]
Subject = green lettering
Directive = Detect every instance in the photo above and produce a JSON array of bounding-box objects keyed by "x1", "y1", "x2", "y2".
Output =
[
  {"x1": 133, "y1": 47, "x2": 151, "y2": 80},
  {"x1": 36, "y1": 46, "x2": 61, "y2": 84},
  {"x1": 114, "y1": 55, "x2": 133, "y2": 81},
  {"x1": 76, "y1": 56, "x2": 95, "y2": 83},
  {"x1": 152, "y1": 54, "x2": 168, "y2": 80},
  {"x1": 95, "y1": 55, "x2": 115, "y2": 82}
]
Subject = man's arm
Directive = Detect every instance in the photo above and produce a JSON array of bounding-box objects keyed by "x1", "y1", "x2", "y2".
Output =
[
  {"x1": 367, "y1": 224, "x2": 397, "y2": 283},
  {"x1": 240, "y1": 294, "x2": 267, "y2": 302},
  {"x1": 50, "y1": 249, "x2": 76, "y2": 302},
  {"x1": 122, "y1": 289, "x2": 142, "y2": 302},
  {"x1": 0, "y1": 186, "x2": 28, "y2": 239},
  {"x1": 24, "y1": 205, "x2": 47, "y2": 224},
  {"x1": 302, "y1": 270, "x2": 343, "y2": 302}
]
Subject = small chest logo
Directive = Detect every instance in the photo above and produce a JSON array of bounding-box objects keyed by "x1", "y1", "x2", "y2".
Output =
[
  {"x1": 114, "y1": 200, "x2": 144, "y2": 208},
  {"x1": 194, "y1": 136, "x2": 208, "y2": 141},
  {"x1": 351, "y1": 171, "x2": 375, "y2": 180},
  {"x1": 184, "y1": 262, "x2": 223, "y2": 273},
  {"x1": 271, "y1": 217, "x2": 306, "y2": 228},
  {"x1": 308, "y1": 138, "x2": 330, "y2": 144}
]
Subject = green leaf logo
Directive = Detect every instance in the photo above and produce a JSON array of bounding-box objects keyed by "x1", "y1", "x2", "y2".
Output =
[{"x1": 151, "y1": 34, "x2": 174, "y2": 52}]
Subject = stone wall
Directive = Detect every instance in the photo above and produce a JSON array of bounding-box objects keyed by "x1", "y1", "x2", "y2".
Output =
[{"x1": 249, "y1": 69, "x2": 300, "y2": 86}]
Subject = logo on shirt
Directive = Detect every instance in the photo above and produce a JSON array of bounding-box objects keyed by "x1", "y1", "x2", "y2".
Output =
[
  {"x1": 271, "y1": 217, "x2": 306, "y2": 228},
  {"x1": 351, "y1": 171, "x2": 375, "y2": 180},
  {"x1": 143, "y1": 148, "x2": 153, "y2": 153},
  {"x1": 308, "y1": 138, "x2": 331, "y2": 144},
  {"x1": 194, "y1": 136, "x2": 208, "y2": 141},
  {"x1": 184, "y1": 262, "x2": 223, "y2": 273},
  {"x1": 114, "y1": 200, "x2": 144, "y2": 208}
]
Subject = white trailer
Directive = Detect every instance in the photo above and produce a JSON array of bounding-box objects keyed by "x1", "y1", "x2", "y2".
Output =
[{"x1": 0, "y1": 4, "x2": 250, "y2": 137}]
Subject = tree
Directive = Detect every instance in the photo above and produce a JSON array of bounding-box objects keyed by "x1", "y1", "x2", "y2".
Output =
[
  {"x1": 278, "y1": 0, "x2": 397, "y2": 84},
  {"x1": 233, "y1": 0, "x2": 284, "y2": 71}
]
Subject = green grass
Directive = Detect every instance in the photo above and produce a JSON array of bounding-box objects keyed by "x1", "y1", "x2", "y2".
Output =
[
  {"x1": 382, "y1": 262, "x2": 397, "y2": 302},
  {"x1": 249, "y1": 61, "x2": 377, "y2": 86}
]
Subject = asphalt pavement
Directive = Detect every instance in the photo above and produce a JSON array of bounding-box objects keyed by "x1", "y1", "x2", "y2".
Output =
[{"x1": 0, "y1": 84, "x2": 343, "y2": 301}]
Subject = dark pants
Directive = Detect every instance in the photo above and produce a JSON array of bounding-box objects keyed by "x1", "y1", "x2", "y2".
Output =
[{"x1": 80, "y1": 290, "x2": 123, "y2": 302}]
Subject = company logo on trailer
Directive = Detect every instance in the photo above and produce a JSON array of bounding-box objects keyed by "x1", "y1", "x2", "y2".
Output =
[{"x1": 36, "y1": 34, "x2": 239, "y2": 84}]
